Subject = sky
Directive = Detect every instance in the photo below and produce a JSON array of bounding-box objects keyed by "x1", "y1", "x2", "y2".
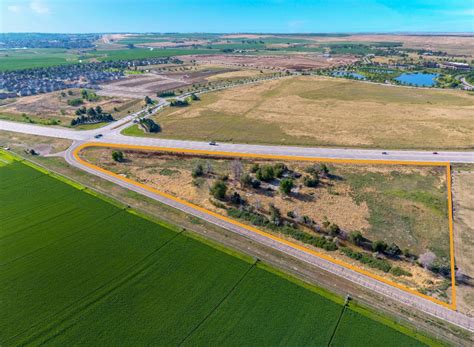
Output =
[{"x1": 1, "y1": 0, "x2": 473, "y2": 33}]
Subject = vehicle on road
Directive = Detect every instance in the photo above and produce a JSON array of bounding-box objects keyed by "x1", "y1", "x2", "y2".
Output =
[
  {"x1": 94, "y1": 134, "x2": 103, "y2": 139},
  {"x1": 382, "y1": 151, "x2": 388, "y2": 155},
  {"x1": 209, "y1": 141, "x2": 217, "y2": 146}
]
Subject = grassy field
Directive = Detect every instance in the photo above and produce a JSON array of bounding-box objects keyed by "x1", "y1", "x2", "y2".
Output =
[
  {"x1": 0, "y1": 151, "x2": 436, "y2": 346},
  {"x1": 136, "y1": 76, "x2": 474, "y2": 150},
  {"x1": 0, "y1": 49, "x2": 80, "y2": 71}
]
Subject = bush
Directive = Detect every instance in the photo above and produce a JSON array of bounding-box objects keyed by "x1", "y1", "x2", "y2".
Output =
[
  {"x1": 328, "y1": 223, "x2": 340, "y2": 237},
  {"x1": 372, "y1": 240, "x2": 388, "y2": 253},
  {"x1": 340, "y1": 247, "x2": 392, "y2": 273},
  {"x1": 67, "y1": 98, "x2": 83, "y2": 106},
  {"x1": 170, "y1": 99, "x2": 189, "y2": 107},
  {"x1": 191, "y1": 164, "x2": 204, "y2": 178},
  {"x1": 112, "y1": 150, "x2": 124, "y2": 162},
  {"x1": 139, "y1": 118, "x2": 161, "y2": 133},
  {"x1": 256, "y1": 165, "x2": 275, "y2": 181},
  {"x1": 251, "y1": 179, "x2": 261, "y2": 189},
  {"x1": 390, "y1": 267, "x2": 412, "y2": 277},
  {"x1": 250, "y1": 163, "x2": 259, "y2": 173},
  {"x1": 210, "y1": 180, "x2": 227, "y2": 200},
  {"x1": 349, "y1": 231, "x2": 363, "y2": 246},
  {"x1": 386, "y1": 243, "x2": 402, "y2": 257},
  {"x1": 303, "y1": 175, "x2": 319, "y2": 187},
  {"x1": 279, "y1": 178, "x2": 294, "y2": 195},
  {"x1": 240, "y1": 173, "x2": 252, "y2": 188},
  {"x1": 273, "y1": 163, "x2": 287, "y2": 178}
]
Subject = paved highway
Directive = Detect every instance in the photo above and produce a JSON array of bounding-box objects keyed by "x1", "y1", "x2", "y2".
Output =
[
  {"x1": 1, "y1": 114, "x2": 474, "y2": 332},
  {"x1": 1, "y1": 119, "x2": 473, "y2": 163}
]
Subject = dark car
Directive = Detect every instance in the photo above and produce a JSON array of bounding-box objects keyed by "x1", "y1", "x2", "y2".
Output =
[
  {"x1": 94, "y1": 134, "x2": 103, "y2": 139},
  {"x1": 209, "y1": 141, "x2": 217, "y2": 146},
  {"x1": 382, "y1": 151, "x2": 388, "y2": 155}
]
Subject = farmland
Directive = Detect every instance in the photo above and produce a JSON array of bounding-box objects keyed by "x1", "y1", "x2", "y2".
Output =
[
  {"x1": 80, "y1": 148, "x2": 453, "y2": 302},
  {"x1": 0, "y1": 151, "x2": 435, "y2": 345},
  {"x1": 137, "y1": 76, "x2": 474, "y2": 150}
]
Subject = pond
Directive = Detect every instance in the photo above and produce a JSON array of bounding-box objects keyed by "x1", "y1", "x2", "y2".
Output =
[
  {"x1": 332, "y1": 71, "x2": 366, "y2": 80},
  {"x1": 395, "y1": 72, "x2": 439, "y2": 87}
]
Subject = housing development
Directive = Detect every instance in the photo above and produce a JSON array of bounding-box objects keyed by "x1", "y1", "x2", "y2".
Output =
[{"x1": 1, "y1": 2, "x2": 473, "y2": 346}]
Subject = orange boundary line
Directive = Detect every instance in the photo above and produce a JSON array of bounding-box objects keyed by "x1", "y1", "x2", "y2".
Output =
[{"x1": 73, "y1": 142, "x2": 456, "y2": 310}]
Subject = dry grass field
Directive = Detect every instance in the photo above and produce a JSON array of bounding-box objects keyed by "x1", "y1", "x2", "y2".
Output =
[
  {"x1": 452, "y1": 167, "x2": 474, "y2": 316},
  {"x1": 147, "y1": 76, "x2": 474, "y2": 150},
  {"x1": 81, "y1": 148, "x2": 453, "y2": 301}
]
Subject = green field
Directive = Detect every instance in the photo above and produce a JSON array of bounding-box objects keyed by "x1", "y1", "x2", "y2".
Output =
[
  {"x1": 0, "y1": 152, "x2": 436, "y2": 345},
  {"x1": 0, "y1": 49, "x2": 80, "y2": 71}
]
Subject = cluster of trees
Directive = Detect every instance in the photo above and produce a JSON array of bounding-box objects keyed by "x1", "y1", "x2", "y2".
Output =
[
  {"x1": 157, "y1": 91, "x2": 176, "y2": 97},
  {"x1": 170, "y1": 99, "x2": 189, "y2": 107},
  {"x1": 71, "y1": 106, "x2": 114, "y2": 126},
  {"x1": 139, "y1": 118, "x2": 161, "y2": 133},
  {"x1": 112, "y1": 150, "x2": 124, "y2": 162}
]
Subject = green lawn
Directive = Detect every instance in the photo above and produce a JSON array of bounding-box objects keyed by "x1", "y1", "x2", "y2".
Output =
[{"x1": 0, "y1": 152, "x2": 436, "y2": 346}]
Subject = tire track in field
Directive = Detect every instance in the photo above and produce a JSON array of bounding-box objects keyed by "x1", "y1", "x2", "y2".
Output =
[
  {"x1": 178, "y1": 260, "x2": 258, "y2": 346},
  {"x1": 6, "y1": 225, "x2": 184, "y2": 346},
  {"x1": 327, "y1": 303, "x2": 348, "y2": 346}
]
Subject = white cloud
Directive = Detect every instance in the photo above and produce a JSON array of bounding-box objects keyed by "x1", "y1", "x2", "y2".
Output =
[
  {"x1": 30, "y1": 0, "x2": 50, "y2": 15},
  {"x1": 441, "y1": 9, "x2": 474, "y2": 16},
  {"x1": 7, "y1": 5, "x2": 22, "y2": 13}
]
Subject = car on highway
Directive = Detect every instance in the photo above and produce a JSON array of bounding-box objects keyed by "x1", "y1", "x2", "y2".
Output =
[
  {"x1": 433, "y1": 152, "x2": 438, "y2": 155},
  {"x1": 209, "y1": 141, "x2": 217, "y2": 146},
  {"x1": 94, "y1": 134, "x2": 103, "y2": 139},
  {"x1": 382, "y1": 151, "x2": 388, "y2": 155}
]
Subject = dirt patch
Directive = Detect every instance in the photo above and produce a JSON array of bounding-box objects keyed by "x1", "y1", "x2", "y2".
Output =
[{"x1": 179, "y1": 54, "x2": 358, "y2": 70}]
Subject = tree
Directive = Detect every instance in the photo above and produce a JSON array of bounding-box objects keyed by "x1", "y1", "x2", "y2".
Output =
[
  {"x1": 372, "y1": 240, "x2": 388, "y2": 253},
  {"x1": 95, "y1": 105, "x2": 102, "y2": 114},
  {"x1": 320, "y1": 163, "x2": 329, "y2": 176},
  {"x1": 191, "y1": 164, "x2": 204, "y2": 178},
  {"x1": 112, "y1": 150, "x2": 124, "y2": 162},
  {"x1": 386, "y1": 243, "x2": 402, "y2": 257},
  {"x1": 230, "y1": 192, "x2": 244, "y2": 205},
  {"x1": 86, "y1": 107, "x2": 96, "y2": 116},
  {"x1": 349, "y1": 231, "x2": 363, "y2": 246},
  {"x1": 144, "y1": 96, "x2": 153, "y2": 105},
  {"x1": 328, "y1": 223, "x2": 340, "y2": 237},
  {"x1": 279, "y1": 178, "x2": 294, "y2": 195},
  {"x1": 210, "y1": 180, "x2": 227, "y2": 200},
  {"x1": 273, "y1": 163, "x2": 287, "y2": 178},
  {"x1": 256, "y1": 165, "x2": 275, "y2": 181},
  {"x1": 269, "y1": 204, "x2": 281, "y2": 226},
  {"x1": 303, "y1": 175, "x2": 319, "y2": 187}
]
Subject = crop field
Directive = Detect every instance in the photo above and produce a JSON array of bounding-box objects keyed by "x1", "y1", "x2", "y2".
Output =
[
  {"x1": 0, "y1": 49, "x2": 80, "y2": 71},
  {"x1": 141, "y1": 76, "x2": 474, "y2": 150},
  {"x1": 0, "y1": 152, "x2": 434, "y2": 345},
  {"x1": 81, "y1": 148, "x2": 453, "y2": 303}
]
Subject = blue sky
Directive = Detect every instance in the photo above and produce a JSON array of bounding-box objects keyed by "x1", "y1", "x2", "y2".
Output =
[{"x1": 1, "y1": 0, "x2": 473, "y2": 33}]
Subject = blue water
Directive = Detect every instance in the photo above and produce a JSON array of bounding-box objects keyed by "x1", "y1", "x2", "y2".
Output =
[
  {"x1": 395, "y1": 73, "x2": 439, "y2": 87},
  {"x1": 332, "y1": 71, "x2": 366, "y2": 80}
]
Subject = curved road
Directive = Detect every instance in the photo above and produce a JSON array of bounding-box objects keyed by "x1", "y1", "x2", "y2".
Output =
[{"x1": 1, "y1": 118, "x2": 473, "y2": 332}]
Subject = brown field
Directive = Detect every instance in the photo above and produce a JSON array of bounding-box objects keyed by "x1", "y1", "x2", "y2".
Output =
[
  {"x1": 98, "y1": 67, "x2": 241, "y2": 98},
  {"x1": 452, "y1": 167, "x2": 474, "y2": 316},
  {"x1": 146, "y1": 76, "x2": 474, "y2": 150},
  {"x1": 0, "y1": 89, "x2": 142, "y2": 127},
  {"x1": 81, "y1": 147, "x2": 453, "y2": 301},
  {"x1": 179, "y1": 54, "x2": 358, "y2": 70}
]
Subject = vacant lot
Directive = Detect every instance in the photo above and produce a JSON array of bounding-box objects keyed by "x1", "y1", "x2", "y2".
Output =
[
  {"x1": 142, "y1": 76, "x2": 474, "y2": 150},
  {"x1": 0, "y1": 89, "x2": 142, "y2": 127},
  {"x1": 0, "y1": 152, "x2": 432, "y2": 345},
  {"x1": 452, "y1": 167, "x2": 474, "y2": 316},
  {"x1": 82, "y1": 148, "x2": 452, "y2": 301}
]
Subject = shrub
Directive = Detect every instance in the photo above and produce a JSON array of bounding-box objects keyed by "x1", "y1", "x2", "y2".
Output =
[
  {"x1": 328, "y1": 223, "x2": 340, "y2": 237},
  {"x1": 340, "y1": 247, "x2": 392, "y2": 273},
  {"x1": 269, "y1": 204, "x2": 282, "y2": 226},
  {"x1": 303, "y1": 175, "x2": 319, "y2": 187},
  {"x1": 210, "y1": 180, "x2": 227, "y2": 200},
  {"x1": 273, "y1": 163, "x2": 287, "y2": 178},
  {"x1": 112, "y1": 150, "x2": 124, "y2": 162},
  {"x1": 67, "y1": 98, "x2": 83, "y2": 106},
  {"x1": 256, "y1": 165, "x2": 275, "y2": 181},
  {"x1": 240, "y1": 173, "x2": 252, "y2": 188},
  {"x1": 349, "y1": 231, "x2": 363, "y2": 246},
  {"x1": 279, "y1": 178, "x2": 294, "y2": 195},
  {"x1": 250, "y1": 163, "x2": 259, "y2": 173},
  {"x1": 390, "y1": 267, "x2": 412, "y2": 277},
  {"x1": 386, "y1": 243, "x2": 402, "y2": 257},
  {"x1": 191, "y1": 164, "x2": 204, "y2": 178},
  {"x1": 251, "y1": 179, "x2": 261, "y2": 189},
  {"x1": 372, "y1": 240, "x2": 388, "y2": 253}
]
